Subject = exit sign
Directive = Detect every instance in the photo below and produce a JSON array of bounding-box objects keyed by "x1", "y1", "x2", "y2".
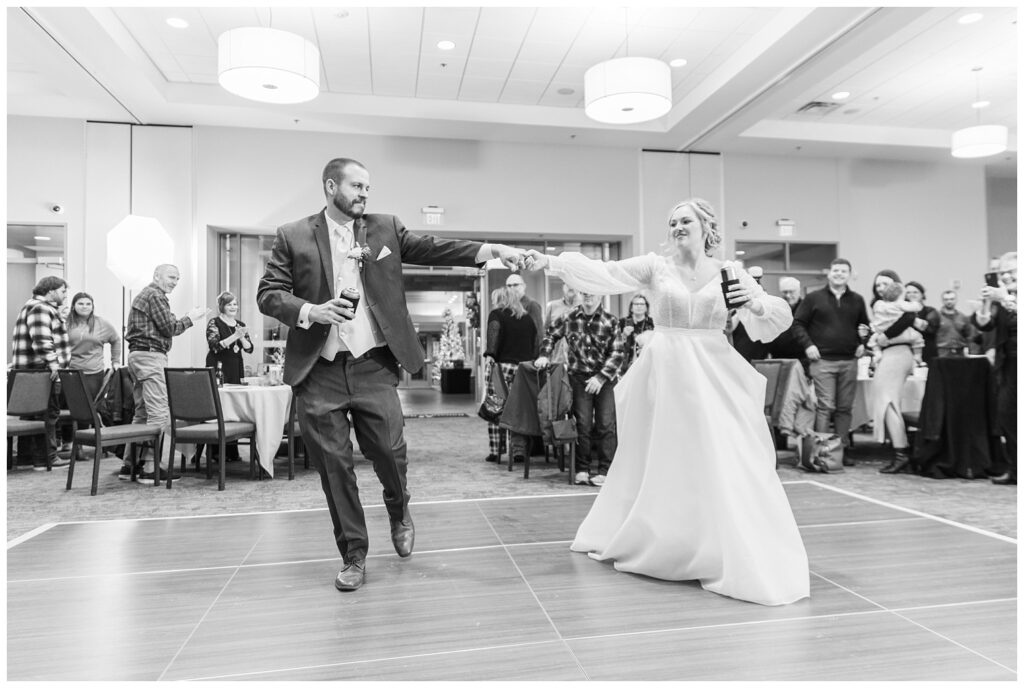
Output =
[{"x1": 424, "y1": 213, "x2": 443, "y2": 226}]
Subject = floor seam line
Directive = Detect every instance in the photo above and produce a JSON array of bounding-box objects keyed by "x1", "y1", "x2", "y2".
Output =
[{"x1": 157, "y1": 535, "x2": 264, "y2": 681}]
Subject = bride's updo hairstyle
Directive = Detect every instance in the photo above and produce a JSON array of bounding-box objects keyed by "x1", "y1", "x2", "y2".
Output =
[{"x1": 664, "y1": 198, "x2": 722, "y2": 257}]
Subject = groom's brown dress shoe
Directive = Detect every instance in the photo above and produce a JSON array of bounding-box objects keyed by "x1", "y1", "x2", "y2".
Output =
[
  {"x1": 391, "y1": 517, "x2": 415, "y2": 558},
  {"x1": 334, "y1": 560, "x2": 365, "y2": 591}
]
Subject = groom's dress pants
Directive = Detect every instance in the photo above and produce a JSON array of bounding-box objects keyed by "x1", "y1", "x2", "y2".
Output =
[{"x1": 295, "y1": 347, "x2": 409, "y2": 564}]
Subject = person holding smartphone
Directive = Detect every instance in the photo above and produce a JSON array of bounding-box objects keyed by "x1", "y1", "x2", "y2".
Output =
[{"x1": 973, "y1": 252, "x2": 1017, "y2": 485}]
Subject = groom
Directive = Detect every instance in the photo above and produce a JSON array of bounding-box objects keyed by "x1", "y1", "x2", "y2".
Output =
[{"x1": 257, "y1": 157, "x2": 525, "y2": 591}]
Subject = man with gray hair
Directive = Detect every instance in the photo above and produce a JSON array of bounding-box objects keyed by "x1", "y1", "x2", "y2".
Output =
[
  {"x1": 768, "y1": 276, "x2": 808, "y2": 370},
  {"x1": 124, "y1": 264, "x2": 210, "y2": 483}
]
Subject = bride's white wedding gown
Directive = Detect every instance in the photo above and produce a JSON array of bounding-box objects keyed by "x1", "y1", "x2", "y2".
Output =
[{"x1": 547, "y1": 252, "x2": 810, "y2": 606}]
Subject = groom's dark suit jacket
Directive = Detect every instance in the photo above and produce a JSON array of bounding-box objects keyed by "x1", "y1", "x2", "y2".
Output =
[{"x1": 257, "y1": 209, "x2": 485, "y2": 386}]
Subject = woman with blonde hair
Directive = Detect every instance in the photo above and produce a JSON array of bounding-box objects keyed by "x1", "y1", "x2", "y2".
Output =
[
  {"x1": 481, "y1": 284, "x2": 538, "y2": 462},
  {"x1": 524, "y1": 198, "x2": 809, "y2": 606}
]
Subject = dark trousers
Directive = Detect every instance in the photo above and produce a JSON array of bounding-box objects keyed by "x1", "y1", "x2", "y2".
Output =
[
  {"x1": 295, "y1": 348, "x2": 408, "y2": 565},
  {"x1": 17, "y1": 376, "x2": 61, "y2": 466},
  {"x1": 993, "y1": 358, "x2": 1017, "y2": 478},
  {"x1": 569, "y1": 372, "x2": 617, "y2": 476}
]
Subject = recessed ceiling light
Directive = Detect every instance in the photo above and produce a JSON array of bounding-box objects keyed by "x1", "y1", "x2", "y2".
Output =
[
  {"x1": 669, "y1": 58, "x2": 687, "y2": 68},
  {"x1": 437, "y1": 40, "x2": 456, "y2": 51},
  {"x1": 958, "y1": 12, "x2": 983, "y2": 25},
  {"x1": 34, "y1": 236, "x2": 51, "y2": 241},
  {"x1": 166, "y1": 17, "x2": 188, "y2": 29},
  {"x1": 972, "y1": 100, "x2": 991, "y2": 109},
  {"x1": 557, "y1": 87, "x2": 575, "y2": 95},
  {"x1": 831, "y1": 91, "x2": 850, "y2": 100}
]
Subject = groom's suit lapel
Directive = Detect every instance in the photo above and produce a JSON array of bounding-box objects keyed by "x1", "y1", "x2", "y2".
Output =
[{"x1": 311, "y1": 210, "x2": 333, "y2": 294}]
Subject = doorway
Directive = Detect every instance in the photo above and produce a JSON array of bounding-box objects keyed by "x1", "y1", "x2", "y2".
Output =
[{"x1": 7, "y1": 223, "x2": 66, "y2": 344}]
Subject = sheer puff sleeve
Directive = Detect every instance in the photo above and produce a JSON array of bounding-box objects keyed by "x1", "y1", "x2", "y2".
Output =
[
  {"x1": 731, "y1": 263, "x2": 793, "y2": 342},
  {"x1": 546, "y1": 252, "x2": 652, "y2": 296}
]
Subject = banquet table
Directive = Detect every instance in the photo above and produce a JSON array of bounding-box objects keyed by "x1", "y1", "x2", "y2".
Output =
[{"x1": 217, "y1": 384, "x2": 292, "y2": 478}]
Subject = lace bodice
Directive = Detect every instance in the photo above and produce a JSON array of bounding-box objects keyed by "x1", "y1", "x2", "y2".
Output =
[{"x1": 546, "y1": 252, "x2": 793, "y2": 340}]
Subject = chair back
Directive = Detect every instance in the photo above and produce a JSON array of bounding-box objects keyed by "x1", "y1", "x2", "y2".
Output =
[
  {"x1": 58, "y1": 369, "x2": 104, "y2": 428},
  {"x1": 164, "y1": 367, "x2": 222, "y2": 423},
  {"x1": 751, "y1": 359, "x2": 785, "y2": 417},
  {"x1": 7, "y1": 369, "x2": 54, "y2": 417}
]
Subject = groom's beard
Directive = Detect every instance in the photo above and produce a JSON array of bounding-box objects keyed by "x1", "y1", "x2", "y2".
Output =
[{"x1": 332, "y1": 194, "x2": 365, "y2": 219}]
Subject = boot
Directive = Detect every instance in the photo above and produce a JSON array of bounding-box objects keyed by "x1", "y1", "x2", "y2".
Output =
[{"x1": 880, "y1": 449, "x2": 911, "y2": 474}]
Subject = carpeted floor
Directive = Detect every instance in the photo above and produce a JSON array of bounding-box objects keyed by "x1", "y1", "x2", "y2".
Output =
[{"x1": 6, "y1": 417, "x2": 1017, "y2": 542}]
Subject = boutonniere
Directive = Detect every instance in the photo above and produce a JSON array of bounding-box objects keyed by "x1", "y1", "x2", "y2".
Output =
[{"x1": 346, "y1": 244, "x2": 372, "y2": 271}]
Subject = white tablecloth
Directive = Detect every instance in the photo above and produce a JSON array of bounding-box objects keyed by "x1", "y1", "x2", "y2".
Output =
[
  {"x1": 852, "y1": 375, "x2": 927, "y2": 430},
  {"x1": 218, "y1": 384, "x2": 292, "y2": 477}
]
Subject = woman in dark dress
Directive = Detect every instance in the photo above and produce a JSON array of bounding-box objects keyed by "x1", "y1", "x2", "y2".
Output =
[
  {"x1": 206, "y1": 291, "x2": 254, "y2": 383},
  {"x1": 904, "y1": 281, "x2": 940, "y2": 366},
  {"x1": 197, "y1": 291, "x2": 254, "y2": 463}
]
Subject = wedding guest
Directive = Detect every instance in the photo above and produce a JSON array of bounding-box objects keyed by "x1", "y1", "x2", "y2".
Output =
[
  {"x1": 60, "y1": 292, "x2": 123, "y2": 456},
  {"x1": 66, "y1": 292, "x2": 122, "y2": 387},
  {"x1": 868, "y1": 278, "x2": 923, "y2": 366},
  {"x1": 205, "y1": 291, "x2": 254, "y2": 384},
  {"x1": 935, "y1": 289, "x2": 974, "y2": 357},
  {"x1": 904, "y1": 281, "x2": 940, "y2": 366},
  {"x1": 535, "y1": 291, "x2": 622, "y2": 487},
  {"x1": 544, "y1": 281, "x2": 578, "y2": 365},
  {"x1": 194, "y1": 291, "x2": 255, "y2": 465},
  {"x1": 615, "y1": 294, "x2": 655, "y2": 375},
  {"x1": 767, "y1": 277, "x2": 809, "y2": 373},
  {"x1": 973, "y1": 252, "x2": 1017, "y2": 485},
  {"x1": 482, "y1": 284, "x2": 539, "y2": 463},
  {"x1": 524, "y1": 198, "x2": 807, "y2": 606},
  {"x1": 868, "y1": 271, "x2": 919, "y2": 474},
  {"x1": 505, "y1": 273, "x2": 544, "y2": 354},
  {"x1": 10, "y1": 276, "x2": 71, "y2": 470},
  {"x1": 791, "y1": 259, "x2": 869, "y2": 464},
  {"x1": 125, "y1": 264, "x2": 210, "y2": 483}
]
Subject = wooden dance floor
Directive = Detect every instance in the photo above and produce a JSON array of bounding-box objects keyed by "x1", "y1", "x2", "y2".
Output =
[{"x1": 6, "y1": 480, "x2": 1016, "y2": 681}]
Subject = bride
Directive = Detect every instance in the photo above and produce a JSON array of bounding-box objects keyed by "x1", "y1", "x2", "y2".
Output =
[{"x1": 525, "y1": 198, "x2": 809, "y2": 606}]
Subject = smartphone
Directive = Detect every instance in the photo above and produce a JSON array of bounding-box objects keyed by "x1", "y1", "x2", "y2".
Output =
[{"x1": 984, "y1": 271, "x2": 1000, "y2": 288}]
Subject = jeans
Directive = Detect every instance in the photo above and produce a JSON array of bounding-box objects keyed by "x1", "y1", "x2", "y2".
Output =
[
  {"x1": 809, "y1": 357, "x2": 858, "y2": 446},
  {"x1": 569, "y1": 372, "x2": 617, "y2": 475}
]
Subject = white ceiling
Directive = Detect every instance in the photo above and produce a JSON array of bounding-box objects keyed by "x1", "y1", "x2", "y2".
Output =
[{"x1": 7, "y1": 5, "x2": 1018, "y2": 175}]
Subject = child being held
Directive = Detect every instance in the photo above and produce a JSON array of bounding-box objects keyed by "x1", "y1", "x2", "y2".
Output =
[{"x1": 869, "y1": 281, "x2": 924, "y2": 365}]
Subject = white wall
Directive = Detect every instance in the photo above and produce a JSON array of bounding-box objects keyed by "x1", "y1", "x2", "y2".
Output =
[
  {"x1": 986, "y1": 176, "x2": 1018, "y2": 260},
  {"x1": 194, "y1": 125, "x2": 641, "y2": 240},
  {"x1": 723, "y1": 153, "x2": 991, "y2": 303},
  {"x1": 8, "y1": 115, "x2": 1013, "y2": 368}
]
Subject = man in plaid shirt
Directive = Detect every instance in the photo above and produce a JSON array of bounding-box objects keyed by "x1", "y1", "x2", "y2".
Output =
[
  {"x1": 10, "y1": 276, "x2": 71, "y2": 470},
  {"x1": 124, "y1": 264, "x2": 209, "y2": 483},
  {"x1": 535, "y1": 291, "x2": 622, "y2": 486}
]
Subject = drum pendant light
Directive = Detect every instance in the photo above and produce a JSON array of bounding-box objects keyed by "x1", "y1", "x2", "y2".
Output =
[
  {"x1": 951, "y1": 67, "x2": 1007, "y2": 158},
  {"x1": 218, "y1": 26, "x2": 320, "y2": 104}
]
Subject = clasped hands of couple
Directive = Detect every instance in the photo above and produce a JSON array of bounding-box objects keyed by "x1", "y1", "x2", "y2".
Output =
[{"x1": 308, "y1": 246, "x2": 554, "y2": 327}]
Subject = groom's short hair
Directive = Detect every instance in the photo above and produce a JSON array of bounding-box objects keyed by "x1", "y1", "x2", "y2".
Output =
[{"x1": 322, "y1": 158, "x2": 367, "y2": 185}]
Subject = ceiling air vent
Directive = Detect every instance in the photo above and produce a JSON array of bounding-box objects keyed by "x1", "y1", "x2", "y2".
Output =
[{"x1": 796, "y1": 101, "x2": 839, "y2": 114}]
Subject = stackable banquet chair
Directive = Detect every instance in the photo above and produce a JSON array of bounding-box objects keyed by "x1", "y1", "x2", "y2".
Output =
[
  {"x1": 164, "y1": 367, "x2": 256, "y2": 491},
  {"x1": 7, "y1": 369, "x2": 54, "y2": 471},
  {"x1": 60, "y1": 368, "x2": 164, "y2": 495}
]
